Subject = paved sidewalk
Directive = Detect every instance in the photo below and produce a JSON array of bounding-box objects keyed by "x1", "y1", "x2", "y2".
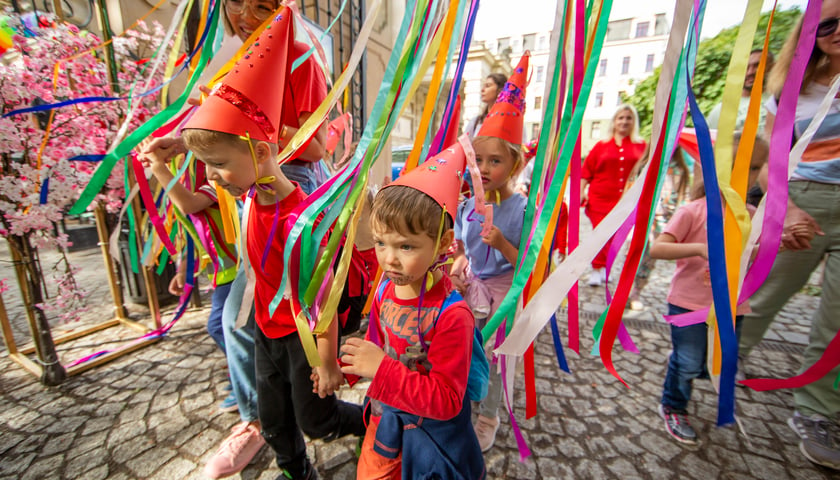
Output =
[{"x1": 1, "y1": 241, "x2": 837, "y2": 479}]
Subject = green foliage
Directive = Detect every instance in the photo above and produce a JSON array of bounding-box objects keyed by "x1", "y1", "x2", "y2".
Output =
[{"x1": 626, "y1": 7, "x2": 801, "y2": 140}]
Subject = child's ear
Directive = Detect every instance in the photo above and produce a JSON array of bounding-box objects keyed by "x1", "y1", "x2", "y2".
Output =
[
  {"x1": 438, "y1": 229, "x2": 455, "y2": 255},
  {"x1": 254, "y1": 141, "x2": 274, "y2": 164}
]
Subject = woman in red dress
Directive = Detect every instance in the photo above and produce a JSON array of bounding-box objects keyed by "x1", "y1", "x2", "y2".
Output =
[{"x1": 580, "y1": 104, "x2": 646, "y2": 286}]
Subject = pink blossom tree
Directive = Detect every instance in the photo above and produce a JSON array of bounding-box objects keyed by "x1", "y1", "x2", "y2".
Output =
[{"x1": 0, "y1": 13, "x2": 167, "y2": 384}]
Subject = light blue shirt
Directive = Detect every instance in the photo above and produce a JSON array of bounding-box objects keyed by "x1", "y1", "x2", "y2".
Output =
[{"x1": 455, "y1": 193, "x2": 527, "y2": 279}]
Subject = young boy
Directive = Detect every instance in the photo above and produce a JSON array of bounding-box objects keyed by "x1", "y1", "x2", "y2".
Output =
[
  {"x1": 180, "y1": 11, "x2": 363, "y2": 480},
  {"x1": 340, "y1": 143, "x2": 486, "y2": 479}
]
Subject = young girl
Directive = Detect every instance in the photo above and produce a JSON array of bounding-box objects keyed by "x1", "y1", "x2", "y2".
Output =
[
  {"x1": 451, "y1": 53, "x2": 529, "y2": 452},
  {"x1": 650, "y1": 134, "x2": 767, "y2": 445}
]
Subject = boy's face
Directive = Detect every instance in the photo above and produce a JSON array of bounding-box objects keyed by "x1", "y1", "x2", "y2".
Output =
[
  {"x1": 474, "y1": 137, "x2": 518, "y2": 194},
  {"x1": 193, "y1": 142, "x2": 258, "y2": 197},
  {"x1": 371, "y1": 220, "x2": 451, "y2": 293}
]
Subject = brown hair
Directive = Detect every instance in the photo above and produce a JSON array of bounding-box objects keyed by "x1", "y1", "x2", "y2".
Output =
[
  {"x1": 689, "y1": 131, "x2": 769, "y2": 201},
  {"x1": 182, "y1": 128, "x2": 278, "y2": 156},
  {"x1": 478, "y1": 73, "x2": 508, "y2": 122},
  {"x1": 371, "y1": 185, "x2": 453, "y2": 240}
]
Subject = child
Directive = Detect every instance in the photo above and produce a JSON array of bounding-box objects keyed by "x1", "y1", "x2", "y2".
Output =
[
  {"x1": 450, "y1": 52, "x2": 530, "y2": 452},
  {"x1": 138, "y1": 140, "x2": 239, "y2": 412},
  {"x1": 649, "y1": 133, "x2": 768, "y2": 445},
  {"x1": 180, "y1": 11, "x2": 363, "y2": 479},
  {"x1": 340, "y1": 143, "x2": 486, "y2": 479}
]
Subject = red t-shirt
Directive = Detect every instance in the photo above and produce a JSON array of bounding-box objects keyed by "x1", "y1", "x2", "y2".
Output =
[
  {"x1": 582, "y1": 137, "x2": 646, "y2": 214},
  {"x1": 366, "y1": 276, "x2": 474, "y2": 421},
  {"x1": 283, "y1": 41, "x2": 327, "y2": 130},
  {"x1": 247, "y1": 187, "x2": 307, "y2": 338}
]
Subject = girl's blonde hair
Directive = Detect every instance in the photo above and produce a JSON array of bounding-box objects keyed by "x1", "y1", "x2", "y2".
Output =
[
  {"x1": 607, "y1": 104, "x2": 643, "y2": 143},
  {"x1": 766, "y1": 14, "x2": 831, "y2": 96}
]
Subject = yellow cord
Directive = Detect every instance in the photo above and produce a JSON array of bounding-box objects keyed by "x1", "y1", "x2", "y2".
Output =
[{"x1": 240, "y1": 132, "x2": 276, "y2": 194}]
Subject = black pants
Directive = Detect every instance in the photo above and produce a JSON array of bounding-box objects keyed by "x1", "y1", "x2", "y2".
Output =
[{"x1": 254, "y1": 328, "x2": 365, "y2": 475}]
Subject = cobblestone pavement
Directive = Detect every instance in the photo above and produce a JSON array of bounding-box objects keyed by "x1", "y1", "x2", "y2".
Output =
[{"x1": 1, "y1": 237, "x2": 837, "y2": 479}]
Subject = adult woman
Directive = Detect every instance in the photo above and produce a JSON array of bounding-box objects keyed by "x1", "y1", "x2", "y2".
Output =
[
  {"x1": 738, "y1": 0, "x2": 840, "y2": 470},
  {"x1": 580, "y1": 104, "x2": 646, "y2": 286},
  {"x1": 464, "y1": 73, "x2": 507, "y2": 138}
]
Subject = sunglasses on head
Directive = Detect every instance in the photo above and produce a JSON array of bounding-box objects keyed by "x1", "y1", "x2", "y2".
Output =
[{"x1": 817, "y1": 17, "x2": 839, "y2": 38}]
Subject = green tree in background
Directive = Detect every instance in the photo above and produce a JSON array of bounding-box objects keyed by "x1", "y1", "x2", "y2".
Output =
[{"x1": 626, "y1": 7, "x2": 801, "y2": 140}]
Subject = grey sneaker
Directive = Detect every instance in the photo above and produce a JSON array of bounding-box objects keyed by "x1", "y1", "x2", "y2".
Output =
[
  {"x1": 788, "y1": 412, "x2": 840, "y2": 470},
  {"x1": 659, "y1": 404, "x2": 698, "y2": 445}
]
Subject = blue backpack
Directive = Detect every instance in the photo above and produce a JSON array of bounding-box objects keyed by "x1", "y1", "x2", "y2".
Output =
[{"x1": 375, "y1": 280, "x2": 489, "y2": 402}]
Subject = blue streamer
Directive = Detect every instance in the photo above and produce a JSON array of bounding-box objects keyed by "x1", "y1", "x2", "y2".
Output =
[
  {"x1": 549, "y1": 312, "x2": 570, "y2": 373},
  {"x1": 39, "y1": 176, "x2": 49, "y2": 204},
  {"x1": 685, "y1": 77, "x2": 737, "y2": 428},
  {"x1": 68, "y1": 155, "x2": 105, "y2": 162}
]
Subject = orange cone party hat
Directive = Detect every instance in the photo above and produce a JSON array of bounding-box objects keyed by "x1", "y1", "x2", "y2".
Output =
[
  {"x1": 477, "y1": 52, "x2": 529, "y2": 144},
  {"x1": 184, "y1": 8, "x2": 293, "y2": 143},
  {"x1": 386, "y1": 141, "x2": 467, "y2": 220}
]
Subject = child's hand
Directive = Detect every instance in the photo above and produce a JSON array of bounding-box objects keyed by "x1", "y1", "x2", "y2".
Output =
[
  {"x1": 137, "y1": 137, "x2": 187, "y2": 170},
  {"x1": 313, "y1": 361, "x2": 344, "y2": 398},
  {"x1": 168, "y1": 270, "x2": 187, "y2": 296},
  {"x1": 481, "y1": 225, "x2": 507, "y2": 250},
  {"x1": 340, "y1": 337, "x2": 386, "y2": 379},
  {"x1": 695, "y1": 243, "x2": 708, "y2": 260},
  {"x1": 450, "y1": 274, "x2": 467, "y2": 295},
  {"x1": 186, "y1": 84, "x2": 213, "y2": 106}
]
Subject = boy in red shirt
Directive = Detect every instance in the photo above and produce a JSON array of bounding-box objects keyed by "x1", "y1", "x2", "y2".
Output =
[
  {"x1": 340, "y1": 143, "x2": 486, "y2": 479},
  {"x1": 180, "y1": 10, "x2": 363, "y2": 480}
]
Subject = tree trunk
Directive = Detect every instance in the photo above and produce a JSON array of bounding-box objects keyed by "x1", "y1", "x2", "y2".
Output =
[{"x1": 7, "y1": 234, "x2": 67, "y2": 386}]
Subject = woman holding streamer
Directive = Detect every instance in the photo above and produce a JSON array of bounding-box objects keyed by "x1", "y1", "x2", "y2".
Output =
[
  {"x1": 738, "y1": 0, "x2": 840, "y2": 470},
  {"x1": 141, "y1": 1, "x2": 331, "y2": 478},
  {"x1": 580, "y1": 104, "x2": 646, "y2": 287}
]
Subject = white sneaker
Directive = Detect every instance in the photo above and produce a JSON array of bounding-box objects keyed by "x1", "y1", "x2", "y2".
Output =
[{"x1": 587, "y1": 270, "x2": 603, "y2": 287}]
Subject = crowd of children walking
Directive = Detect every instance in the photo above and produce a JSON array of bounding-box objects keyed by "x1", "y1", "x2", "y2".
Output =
[{"x1": 130, "y1": 0, "x2": 840, "y2": 478}]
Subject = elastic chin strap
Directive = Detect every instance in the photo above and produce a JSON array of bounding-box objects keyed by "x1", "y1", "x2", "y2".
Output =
[{"x1": 240, "y1": 131, "x2": 276, "y2": 196}]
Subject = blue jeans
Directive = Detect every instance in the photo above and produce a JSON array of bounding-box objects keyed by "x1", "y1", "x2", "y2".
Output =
[
  {"x1": 207, "y1": 281, "x2": 232, "y2": 354},
  {"x1": 661, "y1": 303, "x2": 742, "y2": 412},
  {"x1": 281, "y1": 163, "x2": 318, "y2": 195},
  {"x1": 221, "y1": 264, "x2": 259, "y2": 422}
]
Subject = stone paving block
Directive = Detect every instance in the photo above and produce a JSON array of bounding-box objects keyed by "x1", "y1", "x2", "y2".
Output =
[
  {"x1": 681, "y1": 453, "x2": 721, "y2": 479},
  {"x1": 148, "y1": 457, "x2": 196, "y2": 480},
  {"x1": 0, "y1": 452, "x2": 35, "y2": 476},
  {"x1": 110, "y1": 435, "x2": 153, "y2": 463},
  {"x1": 606, "y1": 457, "x2": 642, "y2": 478},
  {"x1": 19, "y1": 454, "x2": 64, "y2": 480},
  {"x1": 742, "y1": 452, "x2": 789, "y2": 479},
  {"x1": 69, "y1": 429, "x2": 109, "y2": 458},
  {"x1": 9, "y1": 435, "x2": 46, "y2": 454},
  {"x1": 574, "y1": 458, "x2": 608, "y2": 479},
  {"x1": 638, "y1": 431, "x2": 681, "y2": 462},
  {"x1": 64, "y1": 445, "x2": 107, "y2": 478},
  {"x1": 527, "y1": 432, "x2": 558, "y2": 457},
  {"x1": 126, "y1": 444, "x2": 178, "y2": 477},
  {"x1": 181, "y1": 428, "x2": 224, "y2": 458},
  {"x1": 40, "y1": 431, "x2": 75, "y2": 456}
]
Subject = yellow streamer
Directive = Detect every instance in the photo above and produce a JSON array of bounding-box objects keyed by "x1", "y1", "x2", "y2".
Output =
[{"x1": 162, "y1": 0, "x2": 195, "y2": 107}]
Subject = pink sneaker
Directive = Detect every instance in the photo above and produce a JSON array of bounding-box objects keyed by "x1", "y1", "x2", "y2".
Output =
[{"x1": 204, "y1": 421, "x2": 265, "y2": 479}]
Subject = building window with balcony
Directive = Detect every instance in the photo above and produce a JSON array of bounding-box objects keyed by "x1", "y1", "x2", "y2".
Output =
[
  {"x1": 645, "y1": 54, "x2": 655, "y2": 72},
  {"x1": 536, "y1": 66, "x2": 545, "y2": 82},
  {"x1": 635, "y1": 21, "x2": 649, "y2": 38},
  {"x1": 621, "y1": 56, "x2": 630, "y2": 75},
  {"x1": 599, "y1": 59, "x2": 607, "y2": 76},
  {"x1": 594, "y1": 92, "x2": 603, "y2": 107},
  {"x1": 534, "y1": 96, "x2": 542, "y2": 109}
]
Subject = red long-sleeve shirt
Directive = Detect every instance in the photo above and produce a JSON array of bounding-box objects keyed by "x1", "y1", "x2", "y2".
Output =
[
  {"x1": 366, "y1": 276, "x2": 474, "y2": 421},
  {"x1": 582, "y1": 137, "x2": 646, "y2": 214}
]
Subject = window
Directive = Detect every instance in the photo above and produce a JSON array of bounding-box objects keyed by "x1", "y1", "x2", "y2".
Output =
[
  {"x1": 645, "y1": 54, "x2": 655, "y2": 72},
  {"x1": 594, "y1": 92, "x2": 603, "y2": 107},
  {"x1": 497, "y1": 37, "x2": 510, "y2": 54},
  {"x1": 531, "y1": 124, "x2": 540, "y2": 140},
  {"x1": 591, "y1": 121, "x2": 602, "y2": 139},
  {"x1": 538, "y1": 35, "x2": 547, "y2": 51},
  {"x1": 536, "y1": 66, "x2": 545, "y2": 82},
  {"x1": 523, "y1": 33, "x2": 536, "y2": 52},
  {"x1": 621, "y1": 56, "x2": 630, "y2": 74},
  {"x1": 534, "y1": 96, "x2": 542, "y2": 109},
  {"x1": 655, "y1": 13, "x2": 668, "y2": 35},
  {"x1": 617, "y1": 91, "x2": 627, "y2": 105},
  {"x1": 606, "y1": 19, "x2": 631, "y2": 41},
  {"x1": 599, "y1": 59, "x2": 607, "y2": 76},
  {"x1": 635, "y1": 21, "x2": 650, "y2": 38}
]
